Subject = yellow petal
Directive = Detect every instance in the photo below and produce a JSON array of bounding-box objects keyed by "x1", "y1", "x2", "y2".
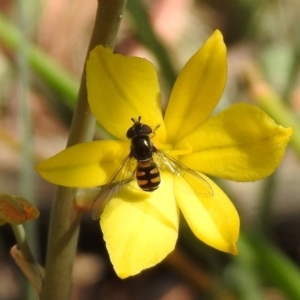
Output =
[
  {"x1": 101, "y1": 173, "x2": 179, "y2": 278},
  {"x1": 176, "y1": 103, "x2": 293, "y2": 181},
  {"x1": 164, "y1": 30, "x2": 227, "y2": 143},
  {"x1": 36, "y1": 140, "x2": 129, "y2": 187},
  {"x1": 86, "y1": 46, "x2": 166, "y2": 142},
  {"x1": 176, "y1": 174, "x2": 239, "y2": 254}
]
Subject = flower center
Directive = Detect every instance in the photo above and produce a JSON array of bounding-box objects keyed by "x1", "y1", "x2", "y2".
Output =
[
  {"x1": 169, "y1": 145, "x2": 193, "y2": 157},
  {"x1": 154, "y1": 141, "x2": 193, "y2": 159}
]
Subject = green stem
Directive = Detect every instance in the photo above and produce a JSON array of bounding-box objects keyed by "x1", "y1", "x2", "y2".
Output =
[
  {"x1": 0, "y1": 13, "x2": 78, "y2": 107},
  {"x1": 240, "y1": 232, "x2": 300, "y2": 299},
  {"x1": 233, "y1": 234, "x2": 263, "y2": 300},
  {"x1": 12, "y1": 224, "x2": 41, "y2": 273},
  {"x1": 283, "y1": 33, "x2": 300, "y2": 101},
  {"x1": 11, "y1": 224, "x2": 43, "y2": 295},
  {"x1": 257, "y1": 173, "x2": 276, "y2": 235},
  {"x1": 127, "y1": 0, "x2": 177, "y2": 88},
  {"x1": 40, "y1": 1, "x2": 127, "y2": 300},
  {"x1": 245, "y1": 66, "x2": 300, "y2": 158},
  {"x1": 16, "y1": 1, "x2": 38, "y2": 298},
  {"x1": 257, "y1": 92, "x2": 300, "y2": 159}
]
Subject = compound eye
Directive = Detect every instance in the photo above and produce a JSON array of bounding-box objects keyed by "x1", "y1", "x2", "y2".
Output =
[
  {"x1": 126, "y1": 127, "x2": 135, "y2": 139},
  {"x1": 141, "y1": 124, "x2": 152, "y2": 135}
]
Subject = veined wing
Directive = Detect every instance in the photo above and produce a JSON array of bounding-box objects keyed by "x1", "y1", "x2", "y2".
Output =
[
  {"x1": 91, "y1": 155, "x2": 136, "y2": 220},
  {"x1": 154, "y1": 150, "x2": 213, "y2": 197}
]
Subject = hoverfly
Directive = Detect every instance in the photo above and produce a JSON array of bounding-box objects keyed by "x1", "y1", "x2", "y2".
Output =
[{"x1": 91, "y1": 116, "x2": 213, "y2": 220}]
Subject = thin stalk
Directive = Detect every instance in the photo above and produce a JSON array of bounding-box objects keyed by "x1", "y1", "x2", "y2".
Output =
[
  {"x1": 17, "y1": 0, "x2": 34, "y2": 208},
  {"x1": 12, "y1": 224, "x2": 41, "y2": 273},
  {"x1": 0, "y1": 13, "x2": 78, "y2": 107},
  {"x1": 209, "y1": 181, "x2": 300, "y2": 298},
  {"x1": 234, "y1": 233, "x2": 263, "y2": 300},
  {"x1": 244, "y1": 65, "x2": 300, "y2": 159},
  {"x1": 15, "y1": 1, "x2": 39, "y2": 298},
  {"x1": 283, "y1": 32, "x2": 300, "y2": 101},
  {"x1": 41, "y1": 1, "x2": 127, "y2": 300},
  {"x1": 240, "y1": 232, "x2": 300, "y2": 299},
  {"x1": 11, "y1": 225, "x2": 43, "y2": 296},
  {"x1": 257, "y1": 173, "x2": 276, "y2": 235},
  {"x1": 127, "y1": 0, "x2": 177, "y2": 88},
  {"x1": 257, "y1": 91, "x2": 300, "y2": 158}
]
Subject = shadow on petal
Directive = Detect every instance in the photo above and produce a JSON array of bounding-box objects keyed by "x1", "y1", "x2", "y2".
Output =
[
  {"x1": 175, "y1": 174, "x2": 239, "y2": 254},
  {"x1": 100, "y1": 173, "x2": 179, "y2": 278}
]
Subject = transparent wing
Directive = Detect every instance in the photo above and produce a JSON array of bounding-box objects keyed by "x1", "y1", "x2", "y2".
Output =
[
  {"x1": 154, "y1": 150, "x2": 213, "y2": 197},
  {"x1": 91, "y1": 155, "x2": 136, "y2": 220}
]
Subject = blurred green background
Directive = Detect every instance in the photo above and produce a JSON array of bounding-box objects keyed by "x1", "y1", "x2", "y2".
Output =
[{"x1": 0, "y1": 0, "x2": 300, "y2": 299}]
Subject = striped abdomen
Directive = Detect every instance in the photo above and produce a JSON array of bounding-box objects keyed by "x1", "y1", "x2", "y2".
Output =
[{"x1": 136, "y1": 160, "x2": 160, "y2": 192}]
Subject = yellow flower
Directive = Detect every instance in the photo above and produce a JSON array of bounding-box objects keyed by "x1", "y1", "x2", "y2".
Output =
[{"x1": 36, "y1": 30, "x2": 292, "y2": 278}]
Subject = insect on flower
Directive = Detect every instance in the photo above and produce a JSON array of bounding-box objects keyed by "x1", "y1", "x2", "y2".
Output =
[{"x1": 91, "y1": 117, "x2": 213, "y2": 220}]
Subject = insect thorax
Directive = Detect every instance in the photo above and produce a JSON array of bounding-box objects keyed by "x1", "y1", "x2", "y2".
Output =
[{"x1": 130, "y1": 135, "x2": 154, "y2": 161}]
